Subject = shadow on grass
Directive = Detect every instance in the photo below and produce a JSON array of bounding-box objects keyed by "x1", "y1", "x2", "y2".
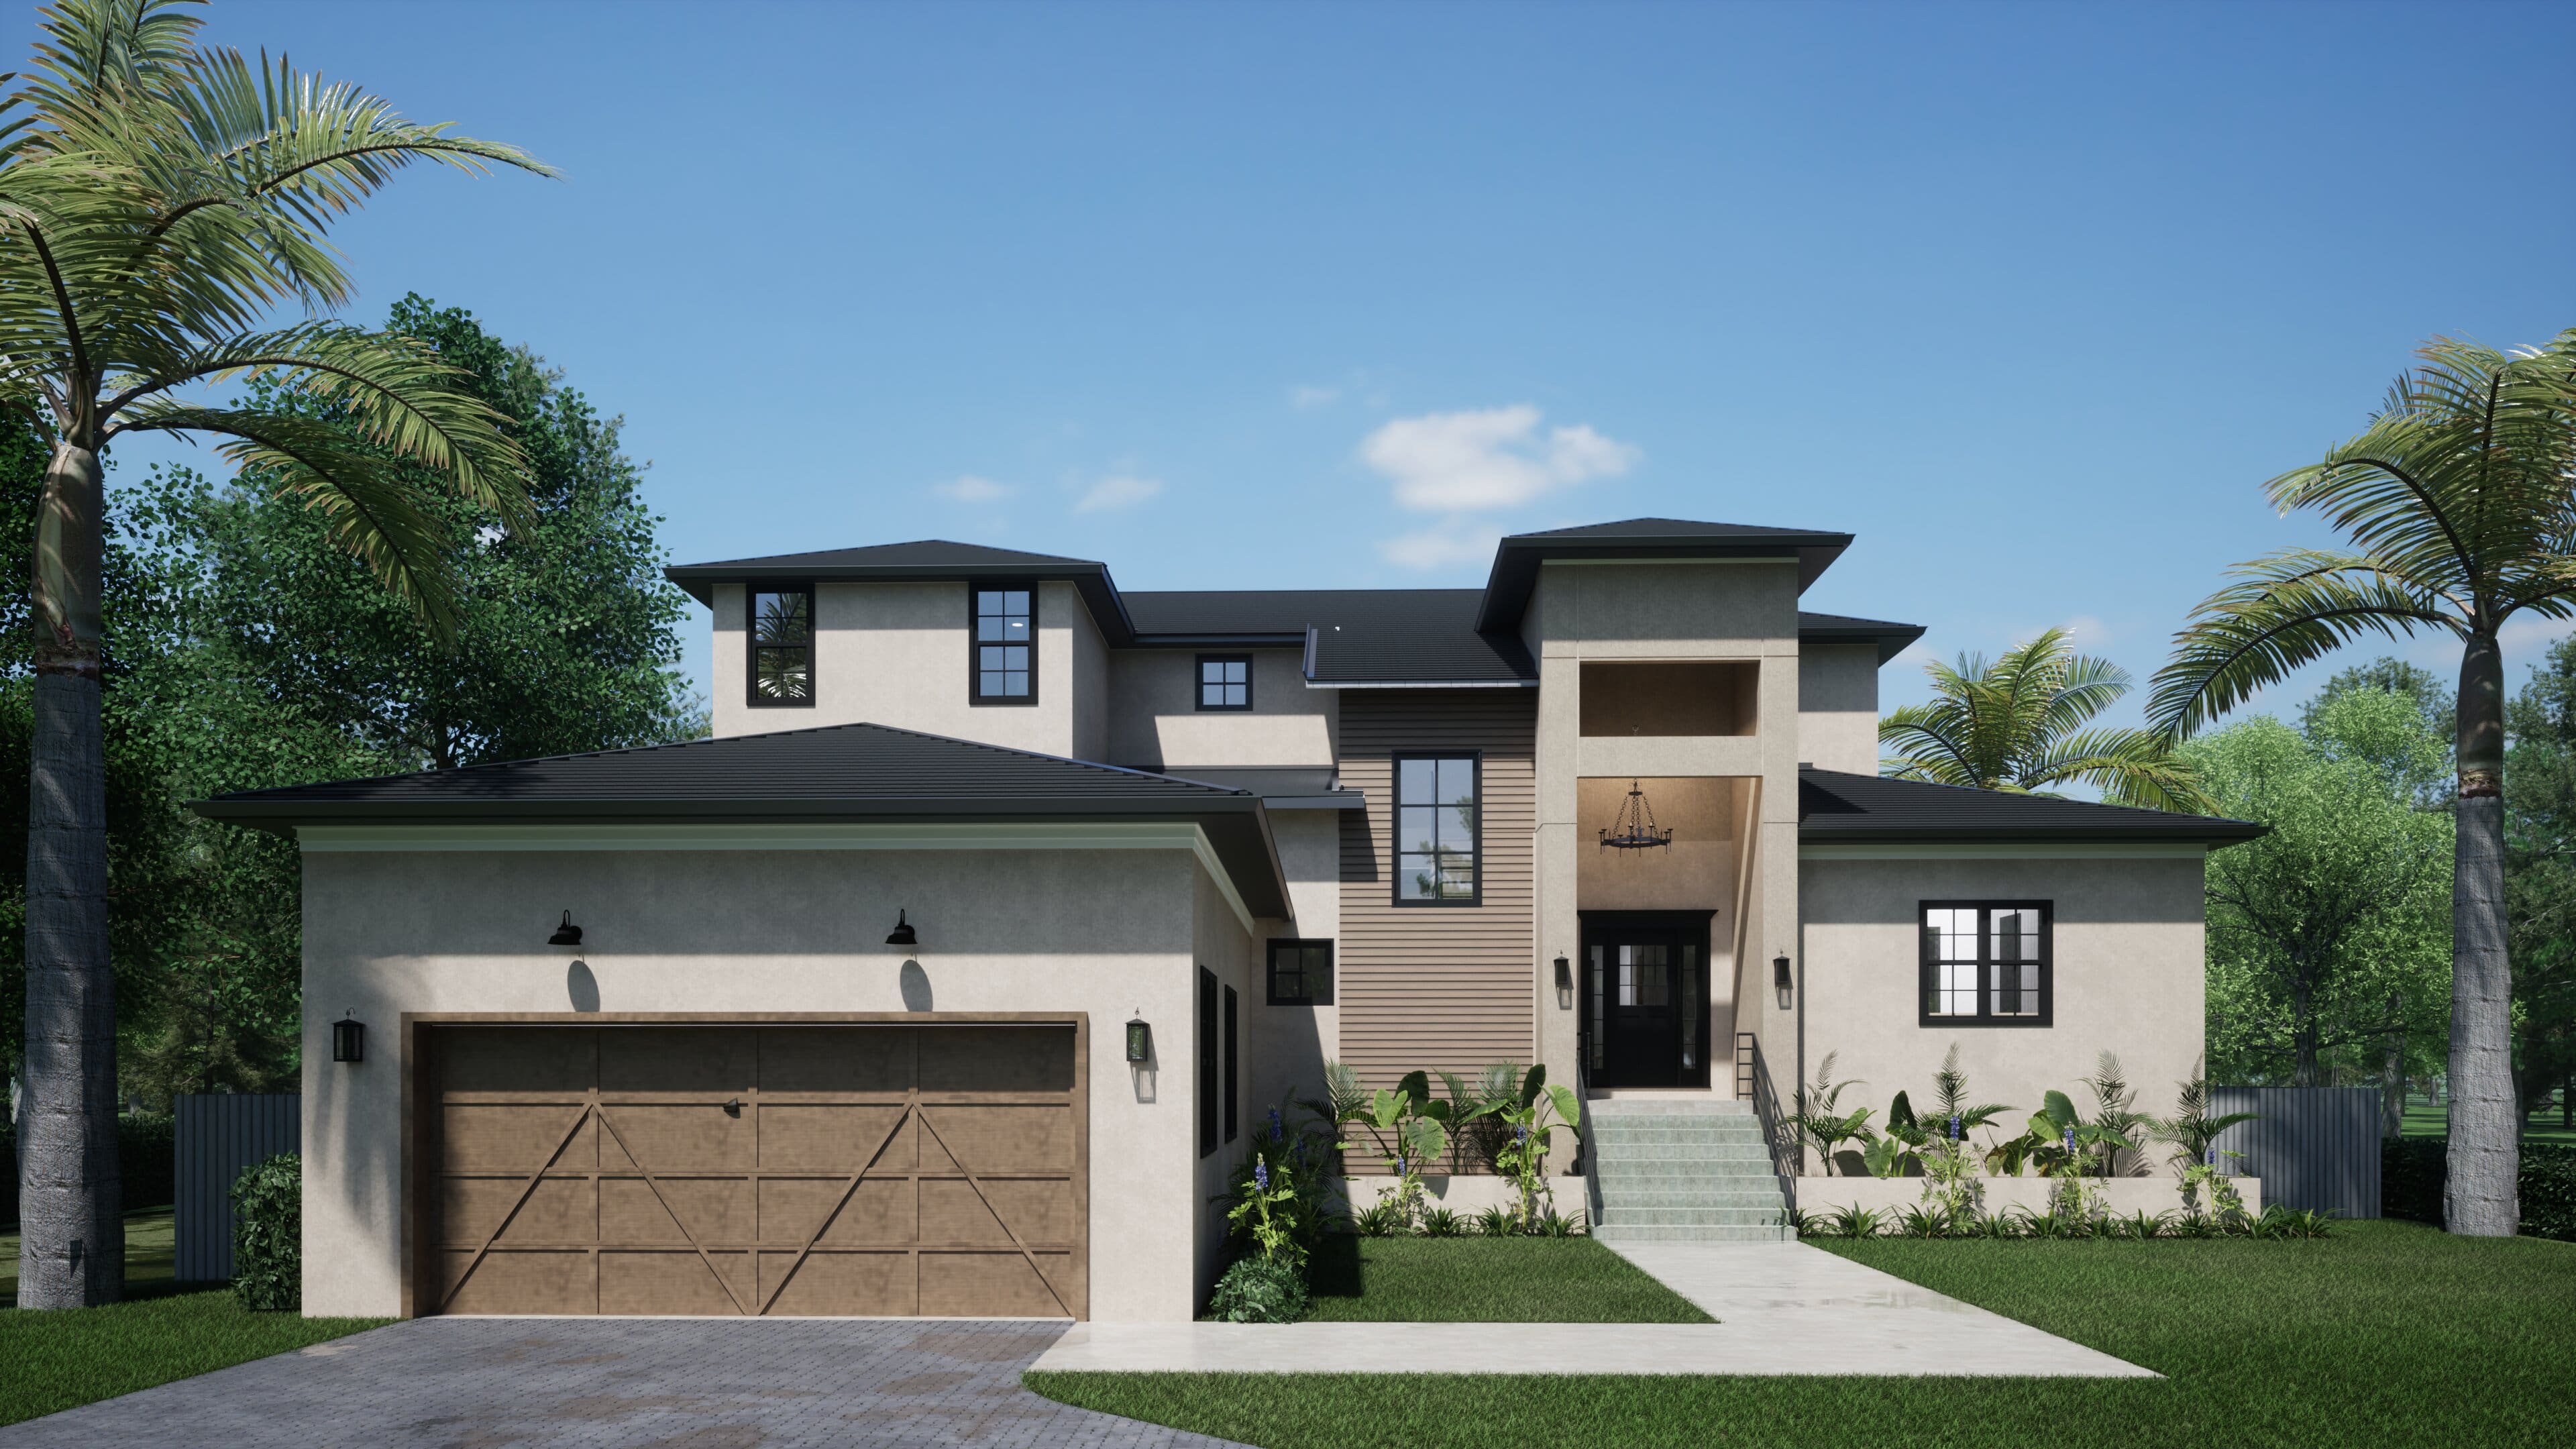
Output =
[{"x1": 1307, "y1": 1234, "x2": 1364, "y2": 1299}]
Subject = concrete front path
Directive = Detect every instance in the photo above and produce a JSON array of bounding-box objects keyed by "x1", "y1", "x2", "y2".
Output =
[
  {"x1": 0, "y1": 1317, "x2": 1246, "y2": 1448},
  {"x1": 1028, "y1": 1242, "x2": 2153, "y2": 1378}
]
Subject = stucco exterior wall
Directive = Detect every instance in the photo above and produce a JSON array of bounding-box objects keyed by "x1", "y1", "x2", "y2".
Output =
[
  {"x1": 710, "y1": 580, "x2": 1105, "y2": 757},
  {"x1": 1191, "y1": 860, "x2": 1258, "y2": 1302},
  {"x1": 1796, "y1": 852, "x2": 2209, "y2": 1149},
  {"x1": 299, "y1": 841, "x2": 1223, "y2": 1323},
  {"x1": 1796, "y1": 643, "x2": 1881, "y2": 774},
  {"x1": 1248, "y1": 810, "x2": 1340, "y2": 1120},
  {"x1": 1105, "y1": 648, "x2": 1335, "y2": 769}
]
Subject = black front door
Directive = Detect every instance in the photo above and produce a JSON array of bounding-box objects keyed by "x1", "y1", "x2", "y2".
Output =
[{"x1": 1580, "y1": 912, "x2": 1714, "y2": 1089}]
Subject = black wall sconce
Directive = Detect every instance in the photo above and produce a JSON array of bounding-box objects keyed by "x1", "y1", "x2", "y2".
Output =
[
  {"x1": 331, "y1": 1010, "x2": 366, "y2": 1064},
  {"x1": 885, "y1": 910, "x2": 918, "y2": 949},
  {"x1": 547, "y1": 911, "x2": 583, "y2": 947},
  {"x1": 1774, "y1": 953, "x2": 1794, "y2": 1011},
  {"x1": 1554, "y1": 955, "x2": 1573, "y2": 1010},
  {"x1": 1125, "y1": 1016, "x2": 1152, "y2": 1064}
]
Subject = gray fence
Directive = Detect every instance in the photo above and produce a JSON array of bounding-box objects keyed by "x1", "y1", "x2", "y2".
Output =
[
  {"x1": 2211, "y1": 1086, "x2": 2380, "y2": 1218},
  {"x1": 175, "y1": 1093, "x2": 301, "y2": 1282}
]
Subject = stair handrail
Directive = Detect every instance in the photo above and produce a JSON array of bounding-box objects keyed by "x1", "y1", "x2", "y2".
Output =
[{"x1": 1736, "y1": 1030, "x2": 1798, "y2": 1216}]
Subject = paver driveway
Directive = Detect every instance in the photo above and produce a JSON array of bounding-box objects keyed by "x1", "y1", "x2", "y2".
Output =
[{"x1": 0, "y1": 1316, "x2": 1244, "y2": 1448}]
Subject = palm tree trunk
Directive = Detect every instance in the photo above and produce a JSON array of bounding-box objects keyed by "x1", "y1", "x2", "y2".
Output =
[
  {"x1": 16, "y1": 439, "x2": 117, "y2": 1309},
  {"x1": 2447, "y1": 630, "x2": 2518, "y2": 1236}
]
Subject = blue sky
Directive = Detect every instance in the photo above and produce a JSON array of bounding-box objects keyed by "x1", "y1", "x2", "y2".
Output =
[{"x1": 103, "y1": 0, "x2": 2576, "y2": 729}]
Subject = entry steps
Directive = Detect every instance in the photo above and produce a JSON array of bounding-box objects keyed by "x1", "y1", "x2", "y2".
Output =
[{"x1": 1585, "y1": 1097, "x2": 1793, "y2": 1244}]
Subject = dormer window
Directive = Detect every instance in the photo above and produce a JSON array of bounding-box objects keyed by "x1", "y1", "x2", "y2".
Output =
[
  {"x1": 1196, "y1": 654, "x2": 1252, "y2": 711},
  {"x1": 749, "y1": 585, "x2": 814, "y2": 707},
  {"x1": 971, "y1": 582, "x2": 1036, "y2": 705}
]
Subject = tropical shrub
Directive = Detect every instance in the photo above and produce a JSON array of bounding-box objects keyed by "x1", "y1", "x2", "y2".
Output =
[
  {"x1": 1352, "y1": 1199, "x2": 1406, "y2": 1237},
  {"x1": 1824, "y1": 1204, "x2": 1884, "y2": 1239},
  {"x1": 1419, "y1": 1207, "x2": 1464, "y2": 1238},
  {"x1": 1206, "y1": 1254, "x2": 1309, "y2": 1324},
  {"x1": 1794, "y1": 1052, "x2": 1876, "y2": 1174},
  {"x1": 1474, "y1": 1205, "x2": 1519, "y2": 1237},
  {"x1": 1534, "y1": 1207, "x2": 1585, "y2": 1238},
  {"x1": 1329, "y1": 1070, "x2": 1449, "y2": 1231},
  {"x1": 1489, "y1": 1065, "x2": 1582, "y2": 1230},
  {"x1": 231, "y1": 1152, "x2": 301, "y2": 1311},
  {"x1": 1220, "y1": 1104, "x2": 1334, "y2": 1264}
]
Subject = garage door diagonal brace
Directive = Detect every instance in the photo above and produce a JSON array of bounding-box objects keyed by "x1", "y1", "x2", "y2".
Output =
[
  {"x1": 753, "y1": 1097, "x2": 918, "y2": 1318},
  {"x1": 437, "y1": 1100, "x2": 595, "y2": 1313},
  {"x1": 915, "y1": 1108, "x2": 1075, "y2": 1319},
  {"x1": 593, "y1": 1105, "x2": 755, "y2": 1318}
]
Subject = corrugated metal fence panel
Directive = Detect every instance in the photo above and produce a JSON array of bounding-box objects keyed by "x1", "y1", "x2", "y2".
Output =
[
  {"x1": 2211, "y1": 1086, "x2": 2380, "y2": 1218},
  {"x1": 174, "y1": 1093, "x2": 301, "y2": 1282}
]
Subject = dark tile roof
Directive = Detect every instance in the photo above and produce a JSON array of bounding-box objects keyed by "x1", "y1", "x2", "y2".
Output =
[
  {"x1": 1481, "y1": 518, "x2": 1856, "y2": 630},
  {"x1": 1122, "y1": 589, "x2": 1469, "y2": 642},
  {"x1": 1797, "y1": 767, "x2": 2263, "y2": 845},
  {"x1": 664, "y1": 543, "x2": 1136, "y2": 640},
  {"x1": 1796, "y1": 610, "x2": 1928, "y2": 665},
  {"x1": 1139, "y1": 767, "x2": 1364, "y2": 810},
  {"x1": 1513, "y1": 517, "x2": 1845, "y2": 542},
  {"x1": 672, "y1": 540, "x2": 1104, "y2": 574},
  {"x1": 191, "y1": 722, "x2": 1292, "y2": 915}
]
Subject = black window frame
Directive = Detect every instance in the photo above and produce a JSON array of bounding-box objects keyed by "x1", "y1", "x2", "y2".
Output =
[
  {"x1": 1197, "y1": 965, "x2": 1220, "y2": 1158},
  {"x1": 1195, "y1": 653, "x2": 1253, "y2": 712},
  {"x1": 745, "y1": 581, "x2": 816, "y2": 710},
  {"x1": 1223, "y1": 983, "x2": 1239, "y2": 1144},
  {"x1": 1266, "y1": 938, "x2": 1336, "y2": 1006},
  {"x1": 969, "y1": 580, "x2": 1039, "y2": 707},
  {"x1": 1918, "y1": 900, "x2": 2053, "y2": 1028},
  {"x1": 1391, "y1": 751, "x2": 1483, "y2": 908}
]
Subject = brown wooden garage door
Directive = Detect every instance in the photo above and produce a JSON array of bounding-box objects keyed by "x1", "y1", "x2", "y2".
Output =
[{"x1": 417, "y1": 1020, "x2": 1085, "y2": 1318}]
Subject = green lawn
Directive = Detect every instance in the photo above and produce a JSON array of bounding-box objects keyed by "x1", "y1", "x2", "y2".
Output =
[
  {"x1": 1299, "y1": 1236, "x2": 1713, "y2": 1324},
  {"x1": 1031, "y1": 1220, "x2": 2576, "y2": 1449},
  {"x1": 0, "y1": 1210, "x2": 388, "y2": 1428},
  {"x1": 2401, "y1": 1093, "x2": 2576, "y2": 1146}
]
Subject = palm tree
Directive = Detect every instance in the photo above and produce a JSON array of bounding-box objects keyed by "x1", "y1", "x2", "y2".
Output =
[
  {"x1": 2148, "y1": 331, "x2": 2576, "y2": 1238},
  {"x1": 1878, "y1": 627, "x2": 2210, "y2": 812},
  {"x1": 4, "y1": 0, "x2": 547, "y2": 1307}
]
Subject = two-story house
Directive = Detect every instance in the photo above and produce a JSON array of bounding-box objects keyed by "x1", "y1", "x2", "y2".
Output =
[{"x1": 202, "y1": 518, "x2": 2257, "y2": 1324}]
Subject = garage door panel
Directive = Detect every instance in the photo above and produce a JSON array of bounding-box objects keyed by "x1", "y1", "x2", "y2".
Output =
[
  {"x1": 599, "y1": 1177, "x2": 754, "y2": 1245},
  {"x1": 762, "y1": 1250, "x2": 915, "y2": 1316},
  {"x1": 759, "y1": 1104, "x2": 911, "y2": 1171},
  {"x1": 600, "y1": 1250, "x2": 752, "y2": 1315},
  {"x1": 759, "y1": 1026, "x2": 914, "y2": 1092},
  {"x1": 439, "y1": 1248, "x2": 594, "y2": 1314},
  {"x1": 920, "y1": 1251, "x2": 1073, "y2": 1317},
  {"x1": 918, "y1": 1106, "x2": 1071, "y2": 1173},
  {"x1": 600, "y1": 1026, "x2": 753, "y2": 1093},
  {"x1": 920, "y1": 1028, "x2": 1073, "y2": 1093},
  {"x1": 423, "y1": 1021, "x2": 1082, "y2": 1318},
  {"x1": 599, "y1": 1104, "x2": 753, "y2": 1173}
]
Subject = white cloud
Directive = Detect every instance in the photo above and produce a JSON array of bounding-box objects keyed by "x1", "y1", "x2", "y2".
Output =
[
  {"x1": 1360, "y1": 405, "x2": 1640, "y2": 513},
  {"x1": 1290, "y1": 384, "x2": 1341, "y2": 411},
  {"x1": 1075, "y1": 474, "x2": 1163, "y2": 513},
  {"x1": 2059, "y1": 615, "x2": 2112, "y2": 648},
  {"x1": 1380, "y1": 523, "x2": 1504, "y2": 571},
  {"x1": 933, "y1": 474, "x2": 1012, "y2": 504}
]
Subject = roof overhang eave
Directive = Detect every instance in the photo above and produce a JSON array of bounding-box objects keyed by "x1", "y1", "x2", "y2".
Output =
[{"x1": 1476, "y1": 532, "x2": 1857, "y2": 633}]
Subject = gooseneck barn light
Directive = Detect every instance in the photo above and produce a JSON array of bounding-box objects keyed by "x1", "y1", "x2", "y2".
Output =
[
  {"x1": 547, "y1": 911, "x2": 584, "y2": 947},
  {"x1": 885, "y1": 910, "x2": 919, "y2": 949},
  {"x1": 331, "y1": 1011, "x2": 366, "y2": 1064}
]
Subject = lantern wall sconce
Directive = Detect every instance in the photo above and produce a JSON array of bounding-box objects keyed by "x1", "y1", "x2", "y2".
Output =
[
  {"x1": 1553, "y1": 955, "x2": 1573, "y2": 1010},
  {"x1": 331, "y1": 1011, "x2": 366, "y2": 1064},
  {"x1": 885, "y1": 910, "x2": 918, "y2": 949},
  {"x1": 547, "y1": 911, "x2": 583, "y2": 947},
  {"x1": 1773, "y1": 953, "x2": 1794, "y2": 1011},
  {"x1": 1125, "y1": 1016, "x2": 1152, "y2": 1064}
]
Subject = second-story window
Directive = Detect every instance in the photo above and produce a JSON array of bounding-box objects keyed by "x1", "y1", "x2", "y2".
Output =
[
  {"x1": 749, "y1": 585, "x2": 814, "y2": 707},
  {"x1": 971, "y1": 583, "x2": 1036, "y2": 705},
  {"x1": 1394, "y1": 753, "x2": 1480, "y2": 904},
  {"x1": 1197, "y1": 653, "x2": 1252, "y2": 711}
]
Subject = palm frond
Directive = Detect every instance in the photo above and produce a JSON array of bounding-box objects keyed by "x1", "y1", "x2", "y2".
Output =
[
  {"x1": 2147, "y1": 549, "x2": 2463, "y2": 742},
  {"x1": 2020, "y1": 728, "x2": 2215, "y2": 813}
]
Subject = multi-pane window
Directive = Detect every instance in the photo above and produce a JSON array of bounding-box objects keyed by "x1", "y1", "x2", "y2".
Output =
[
  {"x1": 749, "y1": 586, "x2": 814, "y2": 706},
  {"x1": 971, "y1": 584, "x2": 1035, "y2": 704},
  {"x1": 1921, "y1": 902, "x2": 2051, "y2": 1026},
  {"x1": 1267, "y1": 939, "x2": 1335, "y2": 1005},
  {"x1": 1197, "y1": 654, "x2": 1252, "y2": 711},
  {"x1": 1394, "y1": 754, "x2": 1480, "y2": 905}
]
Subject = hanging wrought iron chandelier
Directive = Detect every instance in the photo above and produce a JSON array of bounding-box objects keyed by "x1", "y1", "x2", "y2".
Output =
[{"x1": 1598, "y1": 779, "x2": 1674, "y2": 851}]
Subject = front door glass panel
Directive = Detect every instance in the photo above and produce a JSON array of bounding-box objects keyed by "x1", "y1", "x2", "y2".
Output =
[{"x1": 1580, "y1": 916, "x2": 1713, "y2": 1089}]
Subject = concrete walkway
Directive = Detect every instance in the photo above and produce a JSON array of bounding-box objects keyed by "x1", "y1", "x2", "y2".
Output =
[{"x1": 1028, "y1": 1241, "x2": 2154, "y2": 1378}]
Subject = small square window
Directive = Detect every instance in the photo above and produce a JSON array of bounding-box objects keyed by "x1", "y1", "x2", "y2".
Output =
[
  {"x1": 1197, "y1": 654, "x2": 1252, "y2": 712},
  {"x1": 1267, "y1": 939, "x2": 1334, "y2": 1005}
]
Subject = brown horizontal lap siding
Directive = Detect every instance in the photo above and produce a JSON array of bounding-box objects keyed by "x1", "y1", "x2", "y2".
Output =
[{"x1": 1338, "y1": 691, "x2": 1536, "y2": 1092}]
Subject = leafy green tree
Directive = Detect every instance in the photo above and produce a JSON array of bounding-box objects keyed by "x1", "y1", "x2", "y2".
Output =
[
  {"x1": 0, "y1": 0, "x2": 545, "y2": 1307},
  {"x1": 1878, "y1": 626, "x2": 2209, "y2": 811},
  {"x1": 2150, "y1": 331, "x2": 2576, "y2": 1236},
  {"x1": 2504, "y1": 636, "x2": 2576, "y2": 1132},
  {"x1": 2184, "y1": 690, "x2": 2453, "y2": 1090}
]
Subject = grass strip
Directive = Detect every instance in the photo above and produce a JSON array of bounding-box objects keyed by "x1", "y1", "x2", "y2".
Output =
[{"x1": 0, "y1": 1290, "x2": 390, "y2": 1428}]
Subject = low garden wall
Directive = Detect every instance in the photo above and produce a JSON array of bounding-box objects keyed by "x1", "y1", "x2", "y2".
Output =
[
  {"x1": 1794, "y1": 1173, "x2": 2263, "y2": 1218},
  {"x1": 1336, "y1": 1174, "x2": 1581, "y2": 1216}
]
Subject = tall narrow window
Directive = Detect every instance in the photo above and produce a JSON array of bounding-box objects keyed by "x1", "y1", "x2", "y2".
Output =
[
  {"x1": 1920, "y1": 902, "x2": 2051, "y2": 1026},
  {"x1": 971, "y1": 583, "x2": 1036, "y2": 705},
  {"x1": 1196, "y1": 654, "x2": 1252, "y2": 711},
  {"x1": 1198, "y1": 967, "x2": 1220, "y2": 1158},
  {"x1": 1224, "y1": 985, "x2": 1239, "y2": 1144},
  {"x1": 1393, "y1": 753, "x2": 1481, "y2": 904},
  {"x1": 749, "y1": 585, "x2": 814, "y2": 707}
]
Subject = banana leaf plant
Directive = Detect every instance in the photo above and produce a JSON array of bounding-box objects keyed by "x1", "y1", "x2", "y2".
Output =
[
  {"x1": 1491, "y1": 1065, "x2": 1583, "y2": 1228},
  {"x1": 1987, "y1": 1090, "x2": 2139, "y2": 1177}
]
